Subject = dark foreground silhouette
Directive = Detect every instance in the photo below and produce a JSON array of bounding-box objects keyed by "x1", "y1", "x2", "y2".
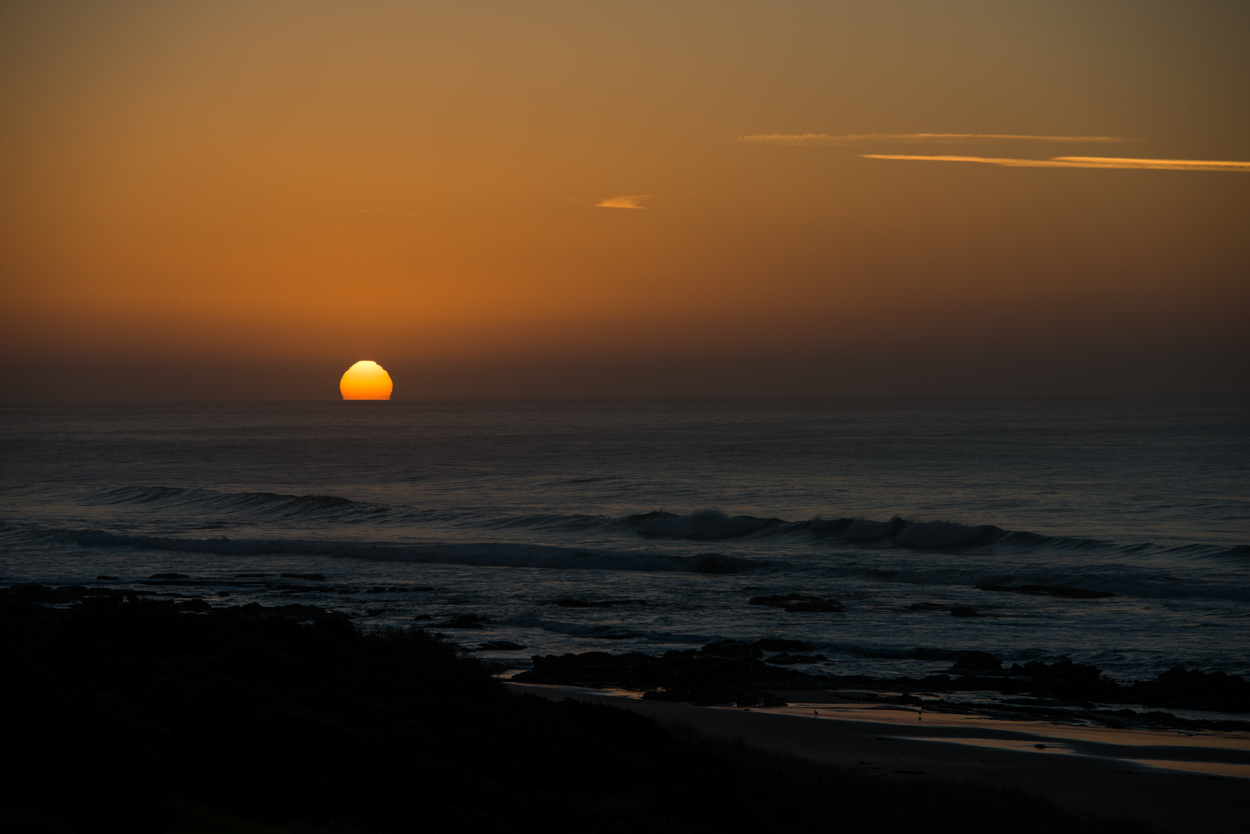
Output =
[{"x1": 1, "y1": 592, "x2": 1147, "y2": 833}]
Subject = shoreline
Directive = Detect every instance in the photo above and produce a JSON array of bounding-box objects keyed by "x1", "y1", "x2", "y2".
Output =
[
  {"x1": 9, "y1": 595, "x2": 1175, "y2": 834},
  {"x1": 508, "y1": 681, "x2": 1250, "y2": 834},
  {"x1": 8, "y1": 585, "x2": 1246, "y2": 733},
  {"x1": 7, "y1": 582, "x2": 1245, "y2": 832}
]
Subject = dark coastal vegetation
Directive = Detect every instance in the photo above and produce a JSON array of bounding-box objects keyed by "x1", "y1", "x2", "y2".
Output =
[{"x1": 1, "y1": 586, "x2": 1148, "y2": 834}]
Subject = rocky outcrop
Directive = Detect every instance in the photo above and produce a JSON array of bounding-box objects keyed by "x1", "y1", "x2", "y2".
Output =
[
  {"x1": 5, "y1": 585, "x2": 1245, "y2": 717},
  {"x1": 948, "y1": 651, "x2": 1002, "y2": 675},
  {"x1": 765, "y1": 653, "x2": 829, "y2": 665},
  {"x1": 233, "y1": 602, "x2": 346, "y2": 620},
  {"x1": 751, "y1": 638, "x2": 814, "y2": 652},
  {"x1": 1125, "y1": 666, "x2": 1250, "y2": 714}
]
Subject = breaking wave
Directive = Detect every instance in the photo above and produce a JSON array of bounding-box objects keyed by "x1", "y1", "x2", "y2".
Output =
[
  {"x1": 91, "y1": 486, "x2": 452, "y2": 525},
  {"x1": 80, "y1": 486, "x2": 1248, "y2": 560},
  {"x1": 3, "y1": 516, "x2": 1246, "y2": 599},
  {"x1": 626, "y1": 510, "x2": 1245, "y2": 562}
]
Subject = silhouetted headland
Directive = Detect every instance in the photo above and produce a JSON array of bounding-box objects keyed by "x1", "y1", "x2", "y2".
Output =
[{"x1": 2, "y1": 585, "x2": 1152, "y2": 834}]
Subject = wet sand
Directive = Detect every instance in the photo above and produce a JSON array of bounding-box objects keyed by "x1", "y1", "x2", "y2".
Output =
[{"x1": 507, "y1": 682, "x2": 1250, "y2": 834}]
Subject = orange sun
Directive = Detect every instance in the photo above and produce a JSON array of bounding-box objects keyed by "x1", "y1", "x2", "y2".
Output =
[{"x1": 340, "y1": 360, "x2": 393, "y2": 400}]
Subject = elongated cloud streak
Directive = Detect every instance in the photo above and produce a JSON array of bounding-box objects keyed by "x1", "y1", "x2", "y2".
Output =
[
  {"x1": 595, "y1": 195, "x2": 653, "y2": 209},
  {"x1": 738, "y1": 133, "x2": 1131, "y2": 146},
  {"x1": 862, "y1": 155, "x2": 1250, "y2": 172}
]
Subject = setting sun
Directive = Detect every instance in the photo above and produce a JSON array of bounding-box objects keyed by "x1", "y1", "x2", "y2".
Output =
[{"x1": 340, "y1": 361, "x2": 393, "y2": 400}]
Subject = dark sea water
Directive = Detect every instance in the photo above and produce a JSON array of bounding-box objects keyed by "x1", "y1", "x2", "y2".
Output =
[{"x1": 3, "y1": 398, "x2": 1247, "y2": 697}]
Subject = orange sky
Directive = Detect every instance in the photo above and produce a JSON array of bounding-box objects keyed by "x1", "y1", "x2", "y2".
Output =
[{"x1": 2, "y1": 0, "x2": 1247, "y2": 401}]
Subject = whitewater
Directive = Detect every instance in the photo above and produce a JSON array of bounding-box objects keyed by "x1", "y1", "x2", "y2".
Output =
[{"x1": 2, "y1": 397, "x2": 1247, "y2": 696}]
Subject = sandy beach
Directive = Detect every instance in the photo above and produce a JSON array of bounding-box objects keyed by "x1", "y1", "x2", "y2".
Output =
[{"x1": 508, "y1": 682, "x2": 1250, "y2": 834}]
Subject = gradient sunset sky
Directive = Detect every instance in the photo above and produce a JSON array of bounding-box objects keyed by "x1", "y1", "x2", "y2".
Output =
[{"x1": 2, "y1": 0, "x2": 1247, "y2": 402}]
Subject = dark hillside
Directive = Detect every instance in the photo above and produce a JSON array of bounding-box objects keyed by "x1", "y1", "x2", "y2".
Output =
[{"x1": 0, "y1": 589, "x2": 1145, "y2": 833}]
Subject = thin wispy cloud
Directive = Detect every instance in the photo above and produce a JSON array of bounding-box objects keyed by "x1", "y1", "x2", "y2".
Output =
[
  {"x1": 737, "y1": 133, "x2": 1131, "y2": 146},
  {"x1": 862, "y1": 155, "x2": 1250, "y2": 172},
  {"x1": 596, "y1": 195, "x2": 653, "y2": 209}
]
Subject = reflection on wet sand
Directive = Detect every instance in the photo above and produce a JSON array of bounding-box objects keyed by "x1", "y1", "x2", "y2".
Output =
[{"x1": 760, "y1": 699, "x2": 1250, "y2": 779}]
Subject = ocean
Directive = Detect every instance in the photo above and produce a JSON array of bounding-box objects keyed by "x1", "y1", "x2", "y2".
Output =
[{"x1": 3, "y1": 397, "x2": 1247, "y2": 701}]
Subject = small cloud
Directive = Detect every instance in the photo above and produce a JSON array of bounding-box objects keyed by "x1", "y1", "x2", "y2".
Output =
[
  {"x1": 861, "y1": 154, "x2": 1250, "y2": 172},
  {"x1": 596, "y1": 195, "x2": 653, "y2": 209},
  {"x1": 737, "y1": 133, "x2": 1132, "y2": 146}
]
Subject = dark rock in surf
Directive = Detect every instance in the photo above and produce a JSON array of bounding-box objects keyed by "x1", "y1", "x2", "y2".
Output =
[
  {"x1": 281, "y1": 573, "x2": 326, "y2": 582},
  {"x1": 907, "y1": 603, "x2": 949, "y2": 611},
  {"x1": 1125, "y1": 666, "x2": 1250, "y2": 713},
  {"x1": 1006, "y1": 658, "x2": 1103, "y2": 680},
  {"x1": 150, "y1": 573, "x2": 189, "y2": 580},
  {"x1": 948, "y1": 651, "x2": 1002, "y2": 675},
  {"x1": 2, "y1": 585, "x2": 147, "y2": 607},
  {"x1": 749, "y1": 594, "x2": 805, "y2": 608},
  {"x1": 79, "y1": 588, "x2": 154, "y2": 609},
  {"x1": 700, "y1": 640, "x2": 763, "y2": 660},
  {"x1": 749, "y1": 594, "x2": 845, "y2": 613},
  {"x1": 230, "y1": 602, "x2": 341, "y2": 621},
  {"x1": 950, "y1": 606, "x2": 981, "y2": 617},
  {"x1": 480, "y1": 640, "x2": 526, "y2": 651},
  {"x1": 997, "y1": 658, "x2": 1116, "y2": 701},
  {"x1": 766, "y1": 653, "x2": 829, "y2": 665}
]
